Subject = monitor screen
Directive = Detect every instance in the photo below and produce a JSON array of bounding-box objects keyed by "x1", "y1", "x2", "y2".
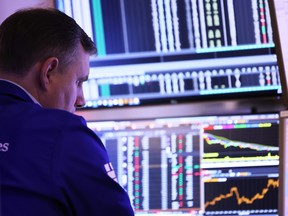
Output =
[
  {"x1": 55, "y1": 0, "x2": 282, "y2": 109},
  {"x1": 87, "y1": 112, "x2": 279, "y2": 215},
  {"x1": 269, "y1": 0, "x2": 288, "y2": 107}
]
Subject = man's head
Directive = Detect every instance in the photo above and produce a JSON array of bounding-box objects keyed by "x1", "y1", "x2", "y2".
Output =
[{"x1": 0, "y1": 8, "x2": 97, "y2": 113}]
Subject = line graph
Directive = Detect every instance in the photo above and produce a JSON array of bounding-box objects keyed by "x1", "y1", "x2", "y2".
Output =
[
  {"x1": 205, "y1": 178, "x2": 278, "y2": 210},
  {"x1": 204, "y1": 132, "x2": 279, "y2": 151},
  {"x1": 203, "y1": 125, "x2": 279, "y2": 159}
]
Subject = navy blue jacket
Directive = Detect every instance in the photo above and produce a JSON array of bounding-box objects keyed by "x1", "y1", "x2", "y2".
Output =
[{"x1": 0, "y1": 80, "x2": 134, "y2": 216}]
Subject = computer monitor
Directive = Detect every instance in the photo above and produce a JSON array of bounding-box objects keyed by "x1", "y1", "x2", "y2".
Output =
[
  {"x1": 55, "y1": 0, "x2": 282, "y2": 109},
  {"x1": 87, "y1": 112, "x2": 279, "y2": 215}
]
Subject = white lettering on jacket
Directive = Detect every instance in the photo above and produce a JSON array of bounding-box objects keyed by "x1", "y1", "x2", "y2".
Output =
[
  {"x1": 0, "y1": 142, "x2": 9, "y2": 152},
  {"x1": 104, "y1": 162, "x2": 118, "y2": 183}
]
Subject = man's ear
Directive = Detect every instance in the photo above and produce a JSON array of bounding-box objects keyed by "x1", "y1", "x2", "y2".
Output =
[{"x1": 39, "y1": 57, "x2": 59, "y2": 90}]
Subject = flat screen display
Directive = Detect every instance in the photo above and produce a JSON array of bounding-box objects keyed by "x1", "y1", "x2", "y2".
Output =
[
  {"x1": 55, "y1": 0, "x2": 282, "y2": 109},
  {"x1": 88, "y1": 112, "x2": 279, "y2": 215}
]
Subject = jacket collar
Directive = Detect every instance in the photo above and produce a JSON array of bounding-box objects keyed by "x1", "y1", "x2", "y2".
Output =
[{"x1": 0, "y1": 79, "x2": 41, "y2": 105}]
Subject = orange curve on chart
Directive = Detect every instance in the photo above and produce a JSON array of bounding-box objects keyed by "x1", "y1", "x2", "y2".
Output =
[{"x1": 204, "y1": 179, "x2": 278, "y2": 209}]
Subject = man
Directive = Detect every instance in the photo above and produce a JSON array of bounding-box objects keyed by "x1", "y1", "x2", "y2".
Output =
[{"x1": 0, "y1": 8, "x2": 134, "y2": 216}]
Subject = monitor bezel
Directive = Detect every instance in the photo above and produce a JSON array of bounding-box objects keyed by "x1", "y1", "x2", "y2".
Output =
[
  {"x1": 279, "y1": 110, "x2": 288, "y2": 216},
  {"x1": 269, "y1": 0, "x2": 288, "y2": 108}
]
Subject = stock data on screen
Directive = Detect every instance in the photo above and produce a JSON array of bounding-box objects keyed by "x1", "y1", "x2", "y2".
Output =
[
  {"x1": 56, "y1": 0, "x2": 282, "y2": 108},
  {"x1": 88, "y1": 113, "x2": 279, "y2": 215}
]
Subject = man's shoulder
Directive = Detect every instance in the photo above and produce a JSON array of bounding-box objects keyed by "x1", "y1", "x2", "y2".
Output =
[{"x1": 34, "y1": 108, "x2": 88, "y2": 130}]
